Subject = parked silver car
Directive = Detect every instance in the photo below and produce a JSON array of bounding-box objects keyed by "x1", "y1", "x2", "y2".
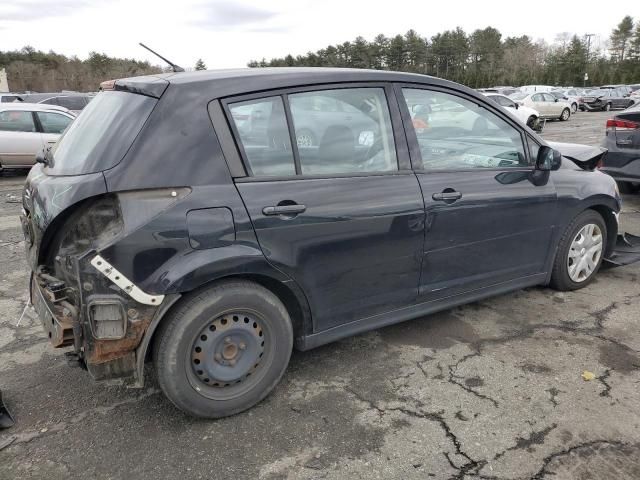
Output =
[{"x1": 0, "y1": 103, "x2": 75, "y2": 171}]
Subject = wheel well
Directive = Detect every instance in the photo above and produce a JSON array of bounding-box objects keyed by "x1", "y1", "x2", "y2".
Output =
[
  {"x1": 588, "y1": 205, "x2": 618, "y2": 256},
  {"x1": 144, "y1": 274, "x2": 311, "y2": 363}
]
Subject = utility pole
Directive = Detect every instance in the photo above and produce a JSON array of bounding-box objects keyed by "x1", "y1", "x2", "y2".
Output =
[{"x1": 584, "y1": 34, "x2": 595, "y2": 87}]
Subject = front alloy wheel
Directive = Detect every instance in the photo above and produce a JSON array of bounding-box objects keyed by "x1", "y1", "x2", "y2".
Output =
[
  {"x1": 550, "y1": 210, "x2": 607, "y2": 291},
  {"x1": 567, "y1": 223, "x2": 603, "y2": 283},
  {"x1": 560, "y1": 108, "x2": 570, "y2": 121}
]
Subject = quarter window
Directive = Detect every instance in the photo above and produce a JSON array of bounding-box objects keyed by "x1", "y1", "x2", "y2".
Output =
[
  {"x1": 402, "y1": 88, "x2": 528, "y2": 170},
  {"x1": 37, "y1": 112, "x2": 72, "y2": 134},
  {"x1": 289, "y1": 88, "x2": 397, "y2": 175},
  {"x1": 0, "y1": 111, "x2": 36, "y2": 132},
  {"x1": 228, "y1": 97, "x2": 295, "y2": 177}
]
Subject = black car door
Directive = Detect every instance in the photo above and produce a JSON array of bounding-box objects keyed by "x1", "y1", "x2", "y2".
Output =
[
  {"x1": 397, "y1": 85, "x2": 557, "y2": 302},
  {"x1": 225, "y1": 85, "x2": 425, "y2": 332}
]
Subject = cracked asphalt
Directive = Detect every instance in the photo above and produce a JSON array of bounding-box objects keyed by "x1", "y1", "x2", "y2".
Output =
[{"x1": 1, "y1": 110, "x2": 640, "y2": 479}]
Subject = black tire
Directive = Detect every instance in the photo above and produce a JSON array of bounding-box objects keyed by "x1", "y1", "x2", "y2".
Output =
[
  {"x1": 550, "y1": 210, "x2": 607, "y2": 291},
  {"x1": 618, "y1": 181, "x2": 636, "y2": 194},
  {"x1": 526, "y1": 115, "x2": 537, "y2": 129},
  {"x1": 604, "y1": 103, "x2": 611, "y2": 112},
  {"x1": 571, "y1": 103, "x2": 578, "y2": 113},
  {"x1": 153, "y1": 280, "x2": 293, "y2": 418},
  {"x1": 560, "y1": 108, "x2": 570, "y2": 121}
]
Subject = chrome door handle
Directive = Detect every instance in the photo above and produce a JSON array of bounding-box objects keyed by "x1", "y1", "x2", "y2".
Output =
[
  {"x1": 262, "y1": 204, "x2": 306, "y2": 216},
  {"x1": 432, "y1": 191, "x2": 462, "y2": 202}
]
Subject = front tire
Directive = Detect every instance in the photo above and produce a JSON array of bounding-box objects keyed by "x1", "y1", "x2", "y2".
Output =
[
  {"x1": 550, "y1": 210, "x2": 607, "y2": 291},
  {"x1": 526, "y1": 115, "x2": 537, "y2": 129},
  {"x1": 560, "y1": 108, "x2": 571, "y2": 121},
  {"x1": 571, "y1": 102, "x2": 578, "y2": 113},
  {"x1": 153, "y1": 281, "x2": 293, "y2": 418}
]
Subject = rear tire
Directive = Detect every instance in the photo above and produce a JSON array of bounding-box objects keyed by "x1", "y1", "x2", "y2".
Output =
[
  {"x1": 153, "y1": 281, "x2": 293, "y2": 418},
  {"x1": 550, "y1": 210, "x2": 607, "y2": 291},
  {"x1": 571, "y1": 103, "x2": 578, "y2": 113},
  {"x1": 604, "y1": 103, "x2": 611, "y2": 112},
  {"x1": 560, "y1": 108, "x2": 570, "y2": 121}
]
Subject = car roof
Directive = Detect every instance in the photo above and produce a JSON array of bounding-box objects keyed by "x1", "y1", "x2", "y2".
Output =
[
  {"x1": 115, "y1": 67, "x2": 476, "y2": 100},
  {"x1": 0, "y1": 102, "x2": 73, "y2": 114}
]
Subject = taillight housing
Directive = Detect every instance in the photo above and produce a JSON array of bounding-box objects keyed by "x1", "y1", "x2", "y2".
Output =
[{"x1": 606, "y1": 118, "x2": 640, "y2": 132}]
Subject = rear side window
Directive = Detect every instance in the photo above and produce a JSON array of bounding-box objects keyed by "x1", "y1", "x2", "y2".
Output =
[
  {"x1": 37, "y1": 112, "x2": 72, "y2": 134},
  {"x1": 48, "y1": 91, "x2": 157, "y2": 176},
  {"x1": 0, "y1": 111, "x2": 36, "y2": 132},
  {"x1": 228, "y1": 87, "x2": 398, "y2": 177},
  {"x1": 289, "y1": 88, "x2": 397, "y2": 175},
  {"x1": 58, "y1": 96, "x2": 87, "y2": 110},
  {"x1": 228, "y1": 97, "x2": 295, "y2": 177}
]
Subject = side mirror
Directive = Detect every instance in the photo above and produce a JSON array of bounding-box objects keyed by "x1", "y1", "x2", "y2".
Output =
[
  {"x1": 536, "y1": 146, "x2": 562, "y2": 171},
  {"x1": 514, "y1": 103, "x2": 519, "y2": 109},
  {"x1": 554, "y1": 98, "x2": 559, "y2": 102}
]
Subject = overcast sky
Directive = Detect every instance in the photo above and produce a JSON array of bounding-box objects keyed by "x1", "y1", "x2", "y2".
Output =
[{"x1": 0, "y1": 0, "x2": 625, "y2": 70}]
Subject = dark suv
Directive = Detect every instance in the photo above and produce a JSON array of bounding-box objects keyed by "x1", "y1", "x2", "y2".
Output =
[{"x1": 22, "y1": 68, "x2": 635, "y2": 418}]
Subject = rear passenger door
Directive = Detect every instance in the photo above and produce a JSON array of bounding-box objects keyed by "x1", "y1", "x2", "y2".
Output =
[
  {"x1": 223, "y1": 85, "x2": 425, "y2": 331},
  {"x1": 35, "y1": 111, "x2": 73, "y2": 147}
]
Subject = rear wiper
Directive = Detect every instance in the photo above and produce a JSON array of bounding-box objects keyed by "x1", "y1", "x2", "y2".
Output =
[{"x1": 139, "y1": 43, "x2": 184, "y2": 73}]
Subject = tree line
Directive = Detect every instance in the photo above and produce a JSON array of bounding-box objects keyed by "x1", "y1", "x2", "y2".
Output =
[
  {"x1": 249, "y1": 16, "x2": 640, "y2": 88},
  {"x1": 0, "y1": 47, "x2": 163, "y2": 92}
]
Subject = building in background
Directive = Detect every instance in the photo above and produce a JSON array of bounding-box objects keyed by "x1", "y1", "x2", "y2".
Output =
[{"x1": 0, "y1": 69, "x2": 8, "y2": 93}]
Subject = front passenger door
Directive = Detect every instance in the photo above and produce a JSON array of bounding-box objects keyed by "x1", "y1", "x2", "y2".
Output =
[{"x1": 399, "y1": 87, "x2": 557, "y2": 301}]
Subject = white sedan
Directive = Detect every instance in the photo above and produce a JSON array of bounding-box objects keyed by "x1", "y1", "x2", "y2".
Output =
[
  {"x1": 482, "y1": 93, "x2": 543, "y2": 130},
  {"x1": 0, "y1": 103, "x2": 74, "y2": 170},
  {"x1": 510, "y1": 92, "x2": 572, "y2": 121}
]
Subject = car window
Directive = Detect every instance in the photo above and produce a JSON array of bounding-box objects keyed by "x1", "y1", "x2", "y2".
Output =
[
  {"x1": 57, "y1": 96, "x2": 87, "y2": 110},
  {"x1": 496, "y1": 96, "x2": 515, "y2": 108},
  {"x1": 228, "y1": 96, "x2": 295, "y2": 177},
  {"x1": 0, "y1": 110, "x2": 36, "y2": 132},
  {"x1": 543, "y1": 93, "x2": 556, "y2": 102},
  {"x1": 289, "y1": 88, "x2": 397, "y2": 175},
  {"x1": 36, "y1": 112, "x2": 72, "y2": 134},
  {"x1": 532, "y1": 94, "x2": 543, "y2": 102},
  {"x1": 402, "y1": 88, "x2": 527, "y2": 170},
  {"x1": 41, "y1": 98, "x2": 59, "y2": 106}
]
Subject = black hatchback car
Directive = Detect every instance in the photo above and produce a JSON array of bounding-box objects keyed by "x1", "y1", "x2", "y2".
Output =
[{"x1": 22, "y1": 68, "x2": 637, "y2": 418}]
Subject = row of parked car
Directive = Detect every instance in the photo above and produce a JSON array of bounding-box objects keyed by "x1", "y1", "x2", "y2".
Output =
[{"x1": 476, "y1": 84, "x2": 639, "y2": 134}]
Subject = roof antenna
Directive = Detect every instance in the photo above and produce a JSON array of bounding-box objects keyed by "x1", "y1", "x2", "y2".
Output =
[{"x1": 139, "y1": 42, "x2": 185, "y2": 72}]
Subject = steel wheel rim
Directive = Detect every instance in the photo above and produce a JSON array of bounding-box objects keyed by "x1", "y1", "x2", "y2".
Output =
[
  {"x1": 567, "y1": 223, "x2": 603, "y2": 283},
  {"x1": 562, "y1": 109, "x2": 569, "y2": 120},
  {"x1": 186, "y1": 310, "x2": 269, "y2": 400}
]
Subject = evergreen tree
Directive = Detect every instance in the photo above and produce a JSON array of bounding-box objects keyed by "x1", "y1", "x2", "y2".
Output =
[
  {"x1": 610, "y1": 15, "x2": 634, "y2": 61},
  {"x1": 195, "y1": 58, "x2": 207, "y2": 70}
]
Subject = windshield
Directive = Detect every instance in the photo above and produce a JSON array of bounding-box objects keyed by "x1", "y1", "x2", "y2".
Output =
[
  {"x1": 48, "y1": 91, "x2": 157, "y2": 176},
  {"x1": 510, "y1": 92, "x2": 527, "y2": 100}
]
